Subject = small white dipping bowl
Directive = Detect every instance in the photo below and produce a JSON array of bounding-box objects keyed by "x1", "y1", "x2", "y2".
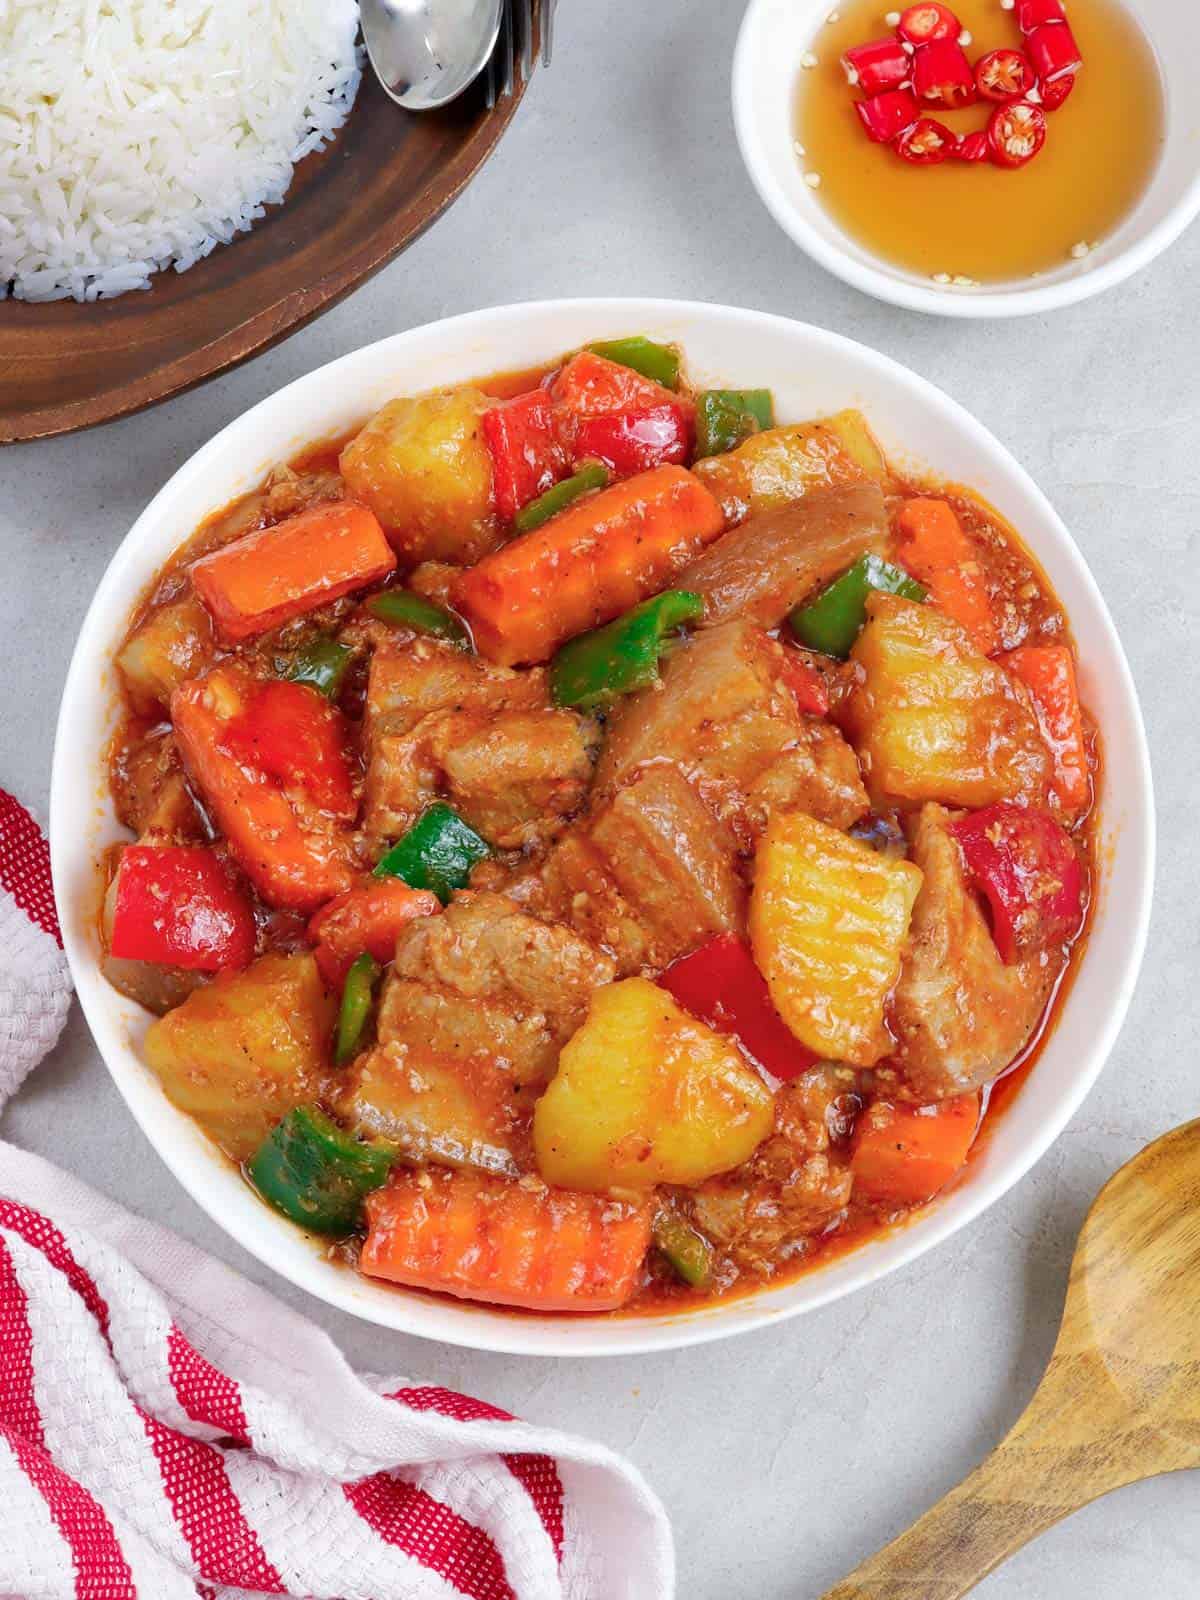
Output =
[
  {"x1": 734, "y1": 0, "x2": 1199, "y2": 317},
  {"x1": 52, "y1": 299, "x2": 1154, "y2": 1356}
]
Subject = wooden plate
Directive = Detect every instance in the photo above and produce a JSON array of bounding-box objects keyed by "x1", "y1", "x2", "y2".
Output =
[{"x1": 0, "y1": 47, "x2": 534, "y2": 444}]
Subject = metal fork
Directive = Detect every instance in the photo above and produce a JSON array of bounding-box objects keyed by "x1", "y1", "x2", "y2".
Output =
[{"x1": 485, "y1": 0, "x2": 554, "y2": 107}]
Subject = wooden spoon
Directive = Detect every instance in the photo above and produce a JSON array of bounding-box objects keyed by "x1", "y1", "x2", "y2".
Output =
[{"x1": 823, "y1": 1120, "x2": 1200, "y2": 1599}]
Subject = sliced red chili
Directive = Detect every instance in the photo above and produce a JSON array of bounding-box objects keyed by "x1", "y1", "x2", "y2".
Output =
[
  {"x1": 974, "y1": 48, "x2": 1035, "y2": 103},
  {"x1": 841, "y1": 37, "x2": 911, "y2": 96},
  {"x1": 896, "y1": 4, "x2": 960, "y2": 45},
  {"x1": 1016, "y1": 0, "x2": 1067, "y2": 32},
  {"x1": 896, "y1": 117, "x2": 955, "y2": 165},
  {"x1": 1026, "y1": 22, "x2": 1082, "y2": 84},
  {"x1": 855, "y1": 87, "x2": 919, "y2": 143},
  {"x1": 1039, "y1": 72, "x2": 1077, "y2": 111},
  {"x1": 954, "y1": 129, "x2": 990, "y2": 162},
  {"x1": 987, "y1": 101, "x2": 1047, "y2": 168},
  {"x1": 912, "y1": 38, "x2": 977, "y2": 109}
]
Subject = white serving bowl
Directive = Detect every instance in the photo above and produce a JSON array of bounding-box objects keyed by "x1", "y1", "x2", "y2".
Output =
[
  {"x1": 734, "y1": 0, "x2": 1199, "y2": 317},
  {"x1": 52, "y1": 299, "x2": 1154, "y2": 1355}
]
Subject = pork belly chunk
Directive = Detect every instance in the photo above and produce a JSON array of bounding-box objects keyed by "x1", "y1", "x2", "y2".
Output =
[
  {"x1": 673, "y1": 482, "x2": 887, "y2": 630},
  {"x1": 386, "y1": 891, "x2": 614, "y2": 1088},
  {"x1": 595, "y1": 619, "x2": 867, "y2": 844},
  {"x1": 888, "y1": 803, "x2": 1062, "y2": 1102},
  {"x1": 363, "y1": 637, "x2": 592, "y2": 844}
]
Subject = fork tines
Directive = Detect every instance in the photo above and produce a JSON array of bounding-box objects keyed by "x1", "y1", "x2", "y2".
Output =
[{"x1": 485, "y1": 0, "x2": 552, "y2": 109}]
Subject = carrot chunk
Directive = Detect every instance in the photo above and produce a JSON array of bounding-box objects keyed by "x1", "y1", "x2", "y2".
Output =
[
  {"x1": 361, "y1": 1168, "x2": 653, "y2": 1312},
  {"x1": 894, "y1": 497, "x2": 998, "y2": 655},
  {"x1": 850, "y1": 1093, "x2": 981, "y2": 1205},
  {"x1": 191, "y1": 502, "x2": 395, "y2": 642},
  {"x1": 450, "y1": 465, "x2": 725, "y2": 666},
  {"x1": 308, "y1": 877, "x2": 440, "y2": 987},
  {"x1": 1001, "y1": 644, "x2": 1090, "y2": 815},
  {"x1": 172, "y1": 665, "x2": 354, "y2": 912}
]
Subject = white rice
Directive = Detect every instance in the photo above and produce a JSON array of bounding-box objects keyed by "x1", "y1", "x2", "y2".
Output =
[{"x1": 0, "y1": 0, "x2": 362, "y2": 301}]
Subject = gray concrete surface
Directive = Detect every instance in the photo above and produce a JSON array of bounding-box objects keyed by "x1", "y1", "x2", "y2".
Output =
[{"x1": 2, "y1": 3, "x2": 1198, "y2": 1594}]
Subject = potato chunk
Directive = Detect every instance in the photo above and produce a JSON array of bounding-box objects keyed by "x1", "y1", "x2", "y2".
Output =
[
  {"x1": 844, "y1": 594, "x2": 1049, "y2": 810},
  {"x1": 750, "y1": 813, "x2": 923, "y2": 1067},
  {"x1": 533, "y1": 978, "x2": 774, "y2": 1193},
  {"x1": 117, "y1": 592, "x2": 214, "y2": 712},
  {"x1": 339, "y1": 387, "x2": 500, "y2": 565},
  {"x1": 692, "y1": 420, "x2": 872, "y2": 525},
  {"x1": 143, "y1": 953, "x2": 334, "y2": 1162}
]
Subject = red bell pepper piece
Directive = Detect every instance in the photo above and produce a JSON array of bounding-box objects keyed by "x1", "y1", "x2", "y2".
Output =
[
  {"x1": 658, "y1": 934, "x2": 818, "y2": 1082},
  {"x1": 896, "y1": 4, "x2": 960, "y2": 45},
  {"x1": 552, "y1": 350, "x2": 686, "y2": 418},
  {"x1": 987, "y1": 101, "x2": 1047, "y2": 168},
  {"x1": 912, "y1": 38, "x2": 977, "y2": 108},
  {"x1": 897, "y1": 117, "x2": 956, "y2": 164},
  {"x1": 482, "y1": 389, "x2": 571, "y2": 523},
  {"x1": 842, "y1": 37, "x2": 911, "y2": 96},
  {"x1": 974, "y1": 48, "x2": 1036, "y2": 103},
  {"x1": 308, "y1": 876, "x2": 440, "y2": 988},
  {"x1": 552, "y1": 352, "x2": 695, "y2": 476},
  {"x1": 1016, "y1": 0, "x2": 1067, "y2": 33},
  {"x1": 110, "y1": 845, "x2": 256, "y2": 971},
  {"x1": 1039, "y1": 72, "x2": 1076, "y2": 111},
  {"x1": 1026, "y1": 22, "x2": 1081, "y2": 84},
  {"x1": 955, "y1": 129, "x2": 991, "y2": 162},
  {"x1": 221, "y1": 680, "x2": 357, "y2": 822},
  {"x1": 951, "y1": 803, "x2": 1084, "y2": 965},
  {"x1": 573, "y1": 407, "x2": 693, "y2": 477},
  {"x1": 855, "y1": 87, "x2": 919, "y2": 143},
  {"x1": 779, "y1": 651, "x2": 831, "y2": 717},
  {"x1": 173, "y1": 667, "x2": 354, "y2": 913}
]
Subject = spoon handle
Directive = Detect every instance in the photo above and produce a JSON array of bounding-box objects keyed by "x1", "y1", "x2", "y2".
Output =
[{"x1": 820, "y1": 1352, "x2": 1161, "y2": 1600}]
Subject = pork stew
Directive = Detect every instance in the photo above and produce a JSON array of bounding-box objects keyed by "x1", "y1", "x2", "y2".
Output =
[{"x1": 102, "y1": 338, "x2": 1096, "y2": 1315}]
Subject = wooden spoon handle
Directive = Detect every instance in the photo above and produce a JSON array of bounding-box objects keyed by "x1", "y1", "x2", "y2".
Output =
[
  {"x1": 819, "y1": 1444, "x2": 1076, "y2": 1599},
  {"x1": 820, "y1": 1353, "x2": 1153, "y2": 1600}
]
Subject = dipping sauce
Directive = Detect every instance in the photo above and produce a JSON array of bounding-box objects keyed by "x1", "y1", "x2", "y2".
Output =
[{"x1": 795, "y1": 0, "x2": 1164, "y2": 285}]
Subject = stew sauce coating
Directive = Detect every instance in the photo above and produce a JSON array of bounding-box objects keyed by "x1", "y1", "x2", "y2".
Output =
[{"x1": 102, "y1": 340, "x2": 1097, "y2": 1315}]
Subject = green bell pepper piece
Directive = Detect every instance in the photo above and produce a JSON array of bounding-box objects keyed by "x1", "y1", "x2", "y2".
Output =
[
  {"x1": 514, "y1": 461, "x2": 610, "y2": 535},
  {"x1": 246, "y1": 1106, "x2": 392, "y2": 1235},
  {"x1": 587, "y1": 335, "x2": 681, "y2": 390},
  {"x1": 372, "y1": 802, "x2": 490, "y2": 904},
  {"x1": 694, "y1": 389, "x2": 776, "y2": 459},
  {"x1": 652, "y1": 1212, "x2": 714, "y2": 1289},
  {"x1": 279, "y1": 635, "x2": 353, "y2": 700},
  {"x1": 366, "y1": 589, "x2": 469, "y2": 648},
  {"x1": 334, "y1": 951, "x2": 380, "y2": 1067},
  {"x1": 550, "y1": 589, "x2": 704, "y2": 711},
  {"x1": 790, "y1": 554, "x2": 927, "y2": 660}
]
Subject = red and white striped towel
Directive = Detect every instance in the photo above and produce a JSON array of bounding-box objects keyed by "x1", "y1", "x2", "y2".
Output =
[{"x1": 0, "y1": 788, "x2": 674, "y2": 1600}]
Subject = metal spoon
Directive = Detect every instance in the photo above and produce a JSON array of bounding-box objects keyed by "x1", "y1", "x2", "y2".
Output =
[{"x1": 359, "y1": 0, "x2": 504, "y2": 112}]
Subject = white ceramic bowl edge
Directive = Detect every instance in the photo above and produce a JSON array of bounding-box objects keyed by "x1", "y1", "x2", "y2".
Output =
[
  {"x1": 733, "y1": 0, "x2": 1200, "y2": 317},
  {"x1": 52, "y1": 299, "x2": 1155, "y2": 1355}
]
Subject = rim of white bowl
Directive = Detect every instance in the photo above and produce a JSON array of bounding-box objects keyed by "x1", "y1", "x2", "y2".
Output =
[
  {"x1": 732, "y1": 0, "x2": 1200, "y2": 319},
  {"x1": 51, "y1": 298, "x2": 1155, "y2": 1355}
]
